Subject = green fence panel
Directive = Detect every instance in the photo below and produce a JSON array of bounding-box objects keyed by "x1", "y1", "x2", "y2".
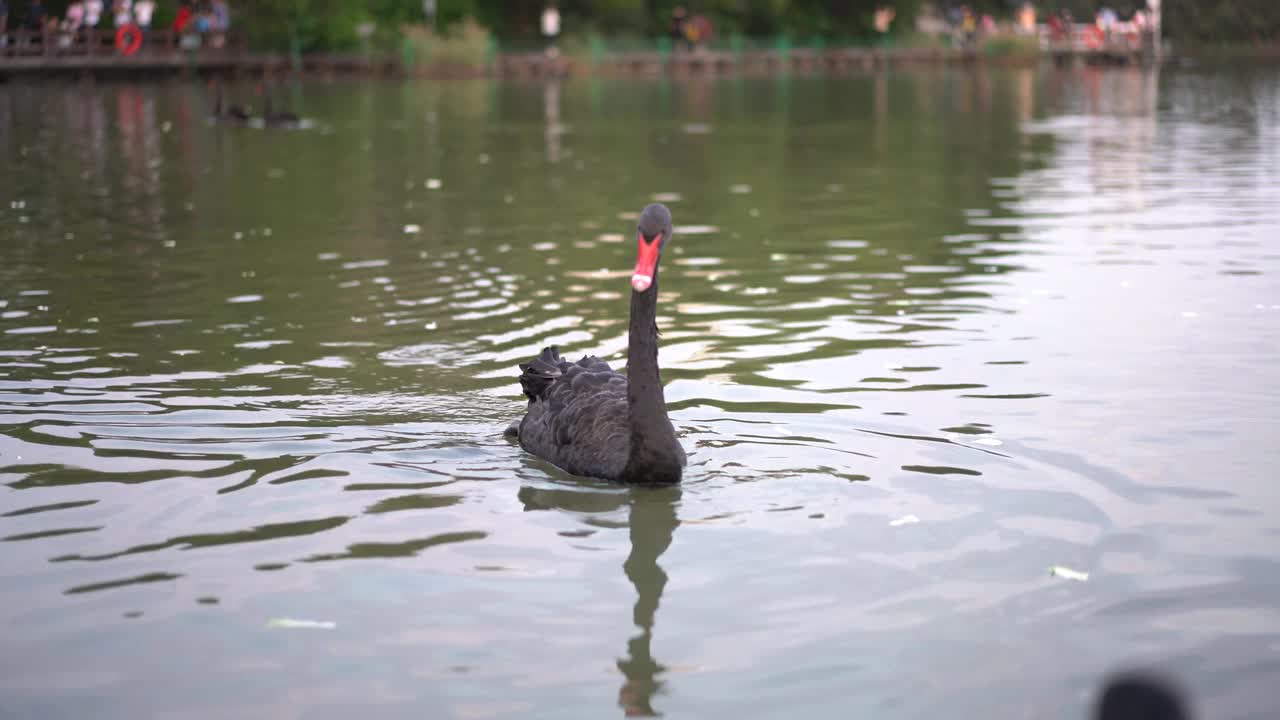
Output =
[{"x1": 401, "y1": 35, "x2": 415, "y2": 67}]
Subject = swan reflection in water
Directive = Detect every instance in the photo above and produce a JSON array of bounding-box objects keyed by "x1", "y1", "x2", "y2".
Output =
[{"x1": 518, "y1": 481, "x2": 681, "y2": 717}]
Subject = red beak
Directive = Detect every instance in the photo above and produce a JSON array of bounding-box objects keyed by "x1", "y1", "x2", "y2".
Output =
[{"x1": 632, "y1": 233, "x2": 660, "y2": 292}]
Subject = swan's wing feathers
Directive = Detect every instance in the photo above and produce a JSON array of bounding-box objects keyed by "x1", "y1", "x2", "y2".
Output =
[
  {"x1": 518, "y1": 346, "x2": 564, "y2": 401},
  {"x1": 518, "y1": 359, "x2": 631, "y2": 479},
  {"x1": 547, "y1": 385, "x2": 630, "y2": 476},
  {"x1": 555, "y1": 413, "x2": 577, "y2": 446},
  {"x1": 545, "y1": 361, "x2": 614, "y2": 412},
  {"x1": 575, "y1": 355, "x2": 614, "y2": 373}
]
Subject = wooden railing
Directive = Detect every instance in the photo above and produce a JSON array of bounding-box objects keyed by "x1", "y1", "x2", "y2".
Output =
[{"x1": 0, "y1": 28, "x2": 247, "y2": 59}]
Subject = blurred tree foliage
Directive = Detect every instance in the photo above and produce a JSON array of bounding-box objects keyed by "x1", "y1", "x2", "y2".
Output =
[
  {"x1": 243, "y1": 0, "x2": 928, "y2": 49},
  {"x1": 467, "y1": 0, "x2": 929, "y2": 39},
  {"x1": 1162, "y1": 0, "x2": 1280, "y2": 46}
]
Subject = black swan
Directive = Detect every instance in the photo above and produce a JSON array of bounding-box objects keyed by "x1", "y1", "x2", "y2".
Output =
[
  {"x1": 508, "y1": 203, "x2": 686, "y2": 485},
  {"x1": 210, "y1": 80, "x2": 251, "y2": 123},
  {"x1": 1095, "y1": 671, "x2": 1190, "y2": 720},
  {"x1": 259, "y1": 84, "x2": 301, "y2": 128}
]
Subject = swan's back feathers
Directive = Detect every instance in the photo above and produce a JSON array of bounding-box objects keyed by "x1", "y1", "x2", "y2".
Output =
[
  {"x1": 518, "y1": 346, "x2": 614, "y2": 402},
  {"x1": 518, "y1": 346, "x2": 564, "y2": 401},
  {"x1": 515, "y1": 346, "x2": 631, "y2": 479}
]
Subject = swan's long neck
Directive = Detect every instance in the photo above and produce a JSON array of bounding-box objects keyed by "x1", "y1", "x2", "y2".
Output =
[
  {"x1": 627, "y1": 273, "x2": 663, "y2": 427},
  {"x1": 624, "y1": 267, "x2": 681, "y2": 484}
]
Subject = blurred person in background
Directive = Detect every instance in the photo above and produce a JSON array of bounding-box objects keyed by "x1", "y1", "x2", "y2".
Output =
[
  {"x1": 64, "y1": 0, "x2": 84, "y2": 31},
  {"x1": 26, "y1": 0, "x2": 47, "y2": 31},
  {"x1": 209, "y1": 0, "x2": 230, "y2": 47},
  {"x1": 1017, "y1": 2, "x2": 1036, "y2": 34},
  {"x1": 173, "y1": 1, "x2": 192, "y2": 32},
  {"x1": 669, "y1": 6, "x2": 688, "y2": 51},
  {"x1": 874, "y1": 5, "x2": 896, "y2": 36},
  {"x1": 211, "y1": 0, "x2": 229, "y2": 30},
  {"x1": 960, "y1": 5, "x2": 976, "y2": 48},
  {"x1": 1096, "y1": 5, "x2": 1118, "y2": 36},
  {"x1": 52, "y1": 0, "x2": 81, "y2": 46},
  {"x1": 112, "y1": 0, "x2": 132, "y2": 27},
  {"x1": 84, "y1": 0, "x2": 102, "y2": 31},
  {"x1": 541, "y1": 3, "x2": 559, "y2": 56},
  {"x1": 134, "y1": 0, "x2": 154, "y2": 31}
]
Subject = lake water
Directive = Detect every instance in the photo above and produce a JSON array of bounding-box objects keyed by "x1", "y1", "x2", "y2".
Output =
[{"x1": 1, "y1": 66, "x2": 1279, "y2": 719}]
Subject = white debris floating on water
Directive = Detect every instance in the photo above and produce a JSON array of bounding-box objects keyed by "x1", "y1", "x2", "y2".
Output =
[
  {"x1": 404, "y1": 224, "x2": 421, "y2": 234},
  {"x1": 651, "y1": 192, "x2": 682, "y2": 203},
  {"x1": 425, "y1": 178, "x2": 443, "y2": 190},
  {"x1": 890, "y1": 514, "x2": 921, "y2": 527},
  {"x1": 267, "y1": 618, "x2": 337, "y2": 630},
  {"x1": 1048, "y1": 565, "x2": 1090, "y2": 582},
  {"x1": 729, "y1": 184, "x2": 753, "y2": 194},
  {"x1": 675, "y1": 225, "x2": 720, "y2": 235}
]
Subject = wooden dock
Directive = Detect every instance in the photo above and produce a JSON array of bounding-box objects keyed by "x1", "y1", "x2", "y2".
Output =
[
  {"x1": 1, "y1": 27, "x2": 1155, "y2": 81},
  {"x1": 495, "y1": 44, "x2": 1151, "y2": 79},
  {"x1": 0, "y1": 29, "x2": 401, "y2": 78}
]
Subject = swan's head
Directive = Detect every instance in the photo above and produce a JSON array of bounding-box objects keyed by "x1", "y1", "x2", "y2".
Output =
[{"x1": 632, "y1": 203, "x2": 673, "y2": 293}]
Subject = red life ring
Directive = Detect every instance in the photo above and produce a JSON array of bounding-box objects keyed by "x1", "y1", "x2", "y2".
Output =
[{"x1": 115, "y1": 24, "x2": 143, "y2": 56}]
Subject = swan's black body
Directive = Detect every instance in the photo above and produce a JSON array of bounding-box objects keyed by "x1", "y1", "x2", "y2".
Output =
[
  {"x1": 211, "y1": 82, "x2": 251, "y2": 123},
  {"x1": 262, "y1": 86, "x2": 301, "y2": 127},
  {"x1": 1096, "y1": 672, "x2": 1190, "y2": 720},
  {"x1": 510, "y1": 204, "x2": 686, "y2": 484}
]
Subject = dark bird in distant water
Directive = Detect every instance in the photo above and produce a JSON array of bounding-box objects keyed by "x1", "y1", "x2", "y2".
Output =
[
  {"x1": 210, "y1": 80, "x2": 251, "y2": 123},
  {"x1": 259, "y1": 83, "x2": 301, "y2": 128},
  {"x1": 1096, "y1": 671, "x2": 1191, "y2": 720},
  {"x1": 507, "y1": 203, "x2": 686, "y2": 484}
]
